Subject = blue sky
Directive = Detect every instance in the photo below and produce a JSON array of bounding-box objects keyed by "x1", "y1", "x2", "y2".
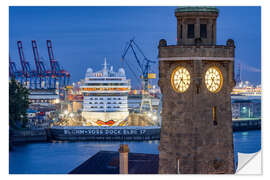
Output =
[{"x1": 9, "y1": 6, "x2": 261, "y2": 87}]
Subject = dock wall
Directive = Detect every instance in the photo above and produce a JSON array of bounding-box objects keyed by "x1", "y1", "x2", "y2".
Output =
[
  {"x1": 10, "y1": 119, "x2": 261, "y2": 143},
  {"x1": 10, "y1": 129, "x2": 47, "y2": 143},
  {"x1": 232, "y1": 119, "x2": 261, "y2": 131}
]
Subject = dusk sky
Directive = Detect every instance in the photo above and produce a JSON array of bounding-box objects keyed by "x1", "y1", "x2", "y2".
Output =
[{"x1": 9, "y1": 6, "x2": 261, "y2": 88}]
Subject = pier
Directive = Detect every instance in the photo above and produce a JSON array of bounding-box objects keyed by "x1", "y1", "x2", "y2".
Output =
[{"x1": 232, "y1": 118, "x2": 261, "y2": 131}]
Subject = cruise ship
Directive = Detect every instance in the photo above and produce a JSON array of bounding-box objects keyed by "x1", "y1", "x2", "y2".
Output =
[
  {"x1": 231, "y1": 81, "x2": 261, "y2": 96},
  {"x1": 80, "y1": 59, "x2": 131, "y2": 126}
]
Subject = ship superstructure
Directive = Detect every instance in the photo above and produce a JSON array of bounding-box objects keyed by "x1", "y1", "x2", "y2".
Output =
[
  {"x1": 81, "y1": 58, "x2": 131, "y2": 126},
  {"x1": 231, "y1": 81, "x2": 261, "y2": 96}
]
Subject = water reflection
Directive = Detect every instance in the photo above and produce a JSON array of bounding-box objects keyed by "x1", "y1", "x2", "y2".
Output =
[{"x1": 10, "y1": 130, "x2": 261, "y2": 174}]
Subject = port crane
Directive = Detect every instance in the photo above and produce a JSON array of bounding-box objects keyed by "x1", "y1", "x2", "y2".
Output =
[
  {"x1": 17, "y1": 41, "x2": 37, "y2": 89},
  {"x1": 47, "y1": 40, "x2": 70, "y2": 94},
  {"x1": 236, "y1": 63, "x2": 241, "y2": 84},
  {"x1": 121, "y1": 39, "x2": 156, "y2": 113},
  {"x1": 9, "y1": 40, "x2": 70, "y2": 97},
  {"x1": 9, "y1": 56, "x2": 23, "y2": 83},
  {"x1": 32, "y1": 40, "x2": 52, "y2": 89}
]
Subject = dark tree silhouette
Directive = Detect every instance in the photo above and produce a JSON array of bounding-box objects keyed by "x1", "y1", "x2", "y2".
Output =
[{"x1": 9, "y1": 78, "x2": 30, "y2": 129}]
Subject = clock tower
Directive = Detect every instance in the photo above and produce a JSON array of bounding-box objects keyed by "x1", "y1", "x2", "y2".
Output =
[{"x1": 158, "y1": 7, "x2": 235, "y2": 174}]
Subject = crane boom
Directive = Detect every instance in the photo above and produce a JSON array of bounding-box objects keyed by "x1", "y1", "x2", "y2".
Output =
[
  {"x1": 17, "y1": 41, "x2": 26, "y2": 74},
  {"x1": 46, "y1": 40, "x2": 70, "y2": 94},
  {"x1": 121, "y1": 39, "x2": 155, "y2": 92},
  {"x1": 47, "y1": 40, "x2": 56, "y2": 74},
  {"x1": 32, "y1": 40, "x2": 42, "y2": 75},
  {"x1": 17, "y1": 41, "x2": 33, "y2": 77},
  {"x1": 9, "y1": 57, "x2": 17, "y2": 77},
  {"x1": 121, "y1": 39, "x2": 156, "y2": 113}
]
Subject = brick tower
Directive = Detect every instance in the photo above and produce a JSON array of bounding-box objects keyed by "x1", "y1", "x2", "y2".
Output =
[{"x1": 158, "y1": 7, "x2": 235, "y2": 174}]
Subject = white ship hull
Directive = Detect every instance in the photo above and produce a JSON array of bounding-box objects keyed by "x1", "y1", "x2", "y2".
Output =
[
  {"x1": 81, "y1": 58, "x2": 131, "y2": 126},
  {"x1": 82, "y1": 111, "x2": 129, "y2": 126}
]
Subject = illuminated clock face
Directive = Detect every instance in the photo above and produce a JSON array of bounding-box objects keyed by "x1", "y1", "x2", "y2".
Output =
[
  {"x1": 171, "y1": 66, "x2": 191, "y2": 93},
  {"x1": 205, "y1": 67, "x2": 223, "y2": 93}
]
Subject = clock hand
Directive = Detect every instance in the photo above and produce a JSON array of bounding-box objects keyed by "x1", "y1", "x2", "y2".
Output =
[{"x1": 210, "y1": 77, "x2": 214, "y2": 87}]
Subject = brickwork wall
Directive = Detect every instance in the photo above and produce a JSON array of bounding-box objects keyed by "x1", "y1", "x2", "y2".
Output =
[{"x1": 158, "y1": 40, "x2": 235, "y2": 174}]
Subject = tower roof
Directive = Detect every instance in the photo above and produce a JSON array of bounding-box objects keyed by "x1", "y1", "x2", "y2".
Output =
[{"x1": 175, "y1": 6, "x2": 219, "y2": 13}]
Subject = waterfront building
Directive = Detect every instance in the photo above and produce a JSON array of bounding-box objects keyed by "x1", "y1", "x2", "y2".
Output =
[
  {"x1": 81, "y1": 59, "x2": 131, "y2": 126},
  {"x1": 28, "y1": 89, "x2": 59, "y2": 107},
  {"x1": 158, "y1": 7, "x2": 235, "y2": 174},
  {"x1": 26, "y1": 109, "x2": 37, "y2": 119},
  {"x1": 231, "y1": 98, "x2": 261, "y2": 119},
  {"x1": 26, "y1": 109, "x2": 51, "y2": 129}
]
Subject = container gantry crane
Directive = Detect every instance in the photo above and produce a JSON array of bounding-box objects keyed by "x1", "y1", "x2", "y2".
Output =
[
  {"x1": 32, "y1": 40, "x2": 52, "y2": 89},
  {"x1": 47, "y1": 40, "x2": 70, "y2": 94},
  {"x1": 17, "y1": 40, "x2": 36, "y2": 89},
  {"x1": 9, "y1": 56, "x2": 23, "y2": 83},
  {"x1": 10, "y1": 40, "x2": 70, "y2": 94}
]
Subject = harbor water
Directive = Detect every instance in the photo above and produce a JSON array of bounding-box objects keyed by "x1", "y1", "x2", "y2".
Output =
[{"x1": 9, "y1": 130, "x2": 261, "y2": 174}]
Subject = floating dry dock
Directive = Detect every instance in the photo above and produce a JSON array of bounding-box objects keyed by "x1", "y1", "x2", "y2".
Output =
[
  {"x1": 49, "y1": 118, "x2": 260, "y2": 141},
  {"x1": 49, "y1": 126, "x2": 161, "y2": 141},
  {"x1": 11, "y1": 118, "x2": 260, "y2": 143}
]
